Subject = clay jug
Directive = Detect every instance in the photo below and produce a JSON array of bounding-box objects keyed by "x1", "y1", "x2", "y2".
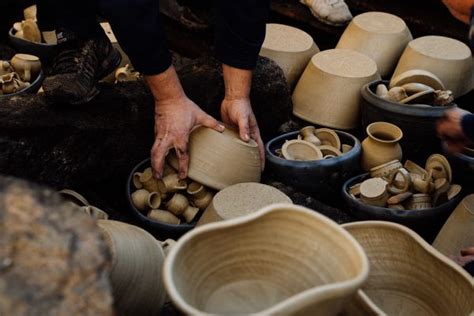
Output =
[{"x1": 361, "y1": 122, "x2": 403, "y2": 171}]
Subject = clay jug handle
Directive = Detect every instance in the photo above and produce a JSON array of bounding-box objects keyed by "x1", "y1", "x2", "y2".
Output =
[
  {"x1": 387, "y1": 168, "x2": 411, "y2": 195},
  {"x1": 22, "y1": 64, "x2": 31, "y2": 82}
]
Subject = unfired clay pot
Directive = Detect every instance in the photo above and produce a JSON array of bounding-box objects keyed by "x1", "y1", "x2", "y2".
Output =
[
  {"x1": 167, "y1": 126, "x2": 261, "y2": 190},
  {"x1": 98, "y1": 220, "x2": 167, "y2": 316},
  {"x1": 157, "y1": 173, "x2": 187, "y2": 193},
  {"x1": 343, "y1": 221, "x2": 473, "y2": 316},
  {"x1": 336, "y1": 12, "x2": 412, "y2": 77},
  {"x1": 148, "y1": 209, "x2": 181, "y2": 225},
  {"x1": 359, "y1": 177, "x2": 389, "y2": 207},
  {"x1": 281, "y1": 139, "x2": 323, "y2": 161},
  {"x1": 361, "y1": 122, "x2": 403, "y2": 171},
  {"x1": 164, "y1": 204, "x2": 369, "y2": 315},
  {"x1": 10, "y1": 53, "x2": 41, "y2": 82},
  {"x1": 21, "y1": 19, "x2": 41, "y2": 43},
  {"x1": 139, "y1": 168, "x2": 160, "y2": 193},
  {"x1": 259, "y1": 23, "x2": 319, "y2": 88},
  {"x1": 197, "y1": 182, "x2": 292, "y2": 226},
  {"x1": 131, "y1": 189, "x2": 161, "y2": 211},
  {"x1": 391, "y1": 35, "x2": 473, "y2": 97},
  {"x1": 187, "y1": 181, "x2": 213, "y2": 210},
  {"x1": 293, "y1": 49, "x2": 380, "y2": 129},
  {"x1": 299, "y1": 126, "x2": 321, "y2": 146},
  {"x1": 369, "y1": 160, "x2": 402, "y2": 179},
  {"x1": 166, "y1": 193, "x2": 189, "y2": 216}
]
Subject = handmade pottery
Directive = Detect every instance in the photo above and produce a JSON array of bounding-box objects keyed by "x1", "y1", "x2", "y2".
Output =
[
  {"x1": 375, "y1": 84, "x2": 388, "y2": 98},
  {"x1": 167, "y1": 126, "x2": 261, "y2": 190},
  {"x1": 187, "y1": 181, "x2": 213, "y2": 210},
  {"x1": 161, "y1": 239, "x2": 177, "y2": 256},
  {"x1": 10, "y1": 53, "x2": 41, "y2": 82},
  {"x1": 299, "y1": 126, "x2": 321, "y2": 146},
  {"x1": 182, "y1": 205, "x2": 200, "y2": 223},
  {"x1": 157, "y1": 173, "x2": 187, "y2": 193},
  {"x1": 197, "y1": 182, "x2": 292, "y2": 226},
  {"x1": 336, "y1": 12, "x2": 412, "y2": 77},
  {"x1": 319, "y1": 145, "x2": 342, "y2": 158},
  {"x1": 361, "y1": 122, "x2": 403, "y2": 171},
  {"x1": 387, "y1": 168, "x2": 411, "y2": 195},
  {"x1": 342, "y1": 144, "x2": 353, "y2": 153},
  {"x1": 315, "y1": 128, "x2": 341, "y2": 149},
  {"x1": 21, "y1": 19, "x2": 41, "y2": 43},
  {"x1": 433, "y1": 90, "x2": 454, "y2": 106},
  {"x1": 293, "y1": 49, "x2": 380, "y2": 129},
  {"x1": 392, "y1": 36, "x2": 473, "y2": 97},
  {"x1": 42, "y1": 31, "x2": 57, "y2": 45},
  {"x1": 131, "y1": 189, "x2": 161, "y2": 211},
  {"x1": 401, "y1": 82, "x2": 434, "y2": 95},
  {"x1": 259, "y1": 24, "x2": 320, "y2": 88},
  {"x1": 58, "y1": 189, "x2": 90, "y2": 207},
  {"x1": 407, "y1": 193, "x2": 432, "y2": 210},
  {"x1": 281, "y1": 139, "x2": 323, "y2": 161},
  {"x1": 148, "y1": 209, "x2": 181, "y2": 225},
  {"x1": 0, "y1": 61, "x2": 12, "y2": 76},
  {"x1": 13, "y1": 22, "x2": 22, "y2": 33},
  {"x1": 80, "y1": 205, "x2": 109, "y2": 220},
  {"x1": 98, "y1": 220, "x2": 167, "y2": 316},
  {"x1": 388, "y1": 204, "x2": 405, "y2": 210},
  {"x1": 164, "y1": 204, "x2": 369, "y2": 315},
  {"x1": 425, "y1": 154, "x2": 452, "y2": 183},
  {"x1": 360, "y1": 177, "x2": 389, "y2": 207},
  {"x1": 387, "y1": 191, "x2": 413, "y2": 205},
  {"x1": 412, "y1": 170, "x2": 434, "y2": 194},
  {"x1": 433, "y1": 194, "x2": 474, "y2": 258},
  {"x1": 447, "y1": 184, "x2": 462, "y2": 200},
  {"x1": 166, "y1": 193, "x2": 189, "y2": 216},
  {"x1": 115, "y1": 64, "x2": 140, "y2": 83},
  {"x1": 404, "y1": 160, "x2": 427, "y2": 177},
  {"x1": 139, "y1": 168, "x2": 160, "y2": 193},
  {"x1": 132, "y1": 172, "x2": 143, "y2": 189},
  {"x1": 369, "y1": 160, "x2": 402, "y2": 179},
  {"x1": 343, "y1": 221, "x2": 473, "y2": 315},
  {"x1": 1, "y1": 73, "x2": 21, "y2": 94},
  {"x1": 386, "y1": 86, "x2": 408, "y2": 102},
  {"x1": 399, "y1": 89, "x2": 435, "y2": 105},
  {"x1": 23, "y1": 5, "x2": 37, "y2": 20},
  {"x1": 389, "y1": 69, "x2": 445, "y2": 91}
]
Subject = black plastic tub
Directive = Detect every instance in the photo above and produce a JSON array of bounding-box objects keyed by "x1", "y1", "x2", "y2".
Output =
[
  {"x1": 266, "y1": 130, "x2": 361, "y2": 197},
  {"x1": 342, "y1": 173, "x2": 462, "y2": 241},
  {"x1": 360, "y1": 80, "x2": 456, "y2": 164},
  {"x1": 9, "y1": 28, "x2": 57, "y2": 61},
  {"x1": 126, "y1": 158, "x2": 195, "y2": 240},
  {"x1": 0, "y1": 69, "x2": 44, "y2": 98}
]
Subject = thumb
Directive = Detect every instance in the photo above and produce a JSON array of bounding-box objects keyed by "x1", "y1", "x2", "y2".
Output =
[{"x1": 199, "y1": 113, "x2": 225, "y2": 132}]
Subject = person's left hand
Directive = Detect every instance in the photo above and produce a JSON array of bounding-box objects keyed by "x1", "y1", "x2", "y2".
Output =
[
  {"x1": 221, "y1": 97, "x2": 265, "y2": 169},
  {"x1": 437, "y1": 107, "x2": 471, "y2": 153}
]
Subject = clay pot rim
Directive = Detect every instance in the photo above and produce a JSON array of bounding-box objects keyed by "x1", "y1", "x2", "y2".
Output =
[
  {"x1": 9, "y1": 27, "x2": 56, "y2": 47},
  {"x1": 281, "y1": 139, "x2": 323, "y2": 161},
  {"x1": 366, "y1": 121, "x2": 403, "y2": 144},
  {"x1": 342, "y1": 173, "x2": 462, "y2": 219},
  {"x1": 163, "y1": 203, "x2": 370, "y2": 315}
]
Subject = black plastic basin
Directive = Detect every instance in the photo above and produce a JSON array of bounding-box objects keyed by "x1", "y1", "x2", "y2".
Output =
[{"x1": 9, "y1": 28, "x2": 57, "y2": 61}]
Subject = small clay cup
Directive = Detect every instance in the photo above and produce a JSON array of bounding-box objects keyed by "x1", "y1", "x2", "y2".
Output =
[
  {"x1": 281, "y1": 139, "x2": 323, "y2": 161},
  {"x1": 182, "y1": 205, "x2": 200, "y2": 223},
  {"x1": 166, "y1": 193, "x2": 189, "y2": 216},
  {"x1": 132, "y1": 172, "x2": 143, "y2": 189},
  {"x1": 115, "y1": 64, "x2": 140, "y2": 82},
  {"x1": 148, "y1": 209, "x2": 181, "y2": 225},
  {"x1": 10, "y1": 53, "x2": 41, "y2": 82},
  {"x1": 319, "y1": 145, "x2": 342, "y2": 158},
  {"x1": 158, "y1": 173, "x2": 187, "y2": 194},
  {"x1": 299, "y1": 126, "x2": 321, "y2": 146},
  {"x1": 407, "y1": 193, "x2": 432, "y2": 210},
  {"x1": 187, "y1": 182, "x2": 213, "y2": 210},
  {"x1": 132, "y1": 189, "x2": 161, "y2": 211},
  {"x1": 360, "y1": 177, "x2": 389, "y2": 207},
  {"x1": 315, "y1": 128, "x2": 341, "y2": 149},
  {"x1": 139, "y1": 168, "x2": 160, "y2": 193}
]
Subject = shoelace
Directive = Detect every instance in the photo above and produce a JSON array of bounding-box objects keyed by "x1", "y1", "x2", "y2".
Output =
[{"x1": 52, "y1": 40, "x2": 98, "y2": 80}]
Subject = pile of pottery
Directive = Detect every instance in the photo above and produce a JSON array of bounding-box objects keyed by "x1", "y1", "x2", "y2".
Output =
[
  {"x1": 11, "y1": 5, "x2": 52, "y2": 44},
  {"x1": 375, "y1": 73, "x2": 454, "y2": 106},
  {"x1": 349, "y1": 154, "x2": 462, "y2": 210},
  {"x1": 276, "y1": 126, "x2": 353, "y2": 161},
  {"x1": 0, "y1": 53, "x2": 41, "y2": 95},
  {"x1": 131, "y1": 164, "x2": 214, "y2": 225},
  {"x1": 114, "y1": 64, "x2": 140, "y2": 83}
]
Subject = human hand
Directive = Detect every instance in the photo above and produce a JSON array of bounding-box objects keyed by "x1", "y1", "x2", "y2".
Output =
[
  {"x1": 449, "y1": 247, "x2": 474, "y2": 267},
  {"x1": 221, "y1": 97, "x2": 265, "y2": 169},
  {"x1": 437, "y1": 107, "x2": 471, "y2": 153}
]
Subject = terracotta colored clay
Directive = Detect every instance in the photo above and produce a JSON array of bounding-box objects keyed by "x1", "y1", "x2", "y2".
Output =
[
  {"x1": 315, "y1": 128, "x2": 341, "y2": 149},
  {"x1": 387, "y1": 191, "x2": 413, "y2": 205},
  {"x1": 166, "y1": 193, "x2": 189, "y2": 216},
  {"x1": 281, "y1": 139, "x2": 323, "y2": 161},
  {"x1": 10, "y1": 53, "x2": 41, "y2": 82},
  {"x1": 361, "y1": 122, "x2": 403, "y2": 171},
  {"x1": 360, "y1": 177, "x2": 389, "y2": 207},
  {"x1": 369, "y1": 160, "x2": 402, "y2": 179},
  {"x1": 299, "y1": 126, "x2": 322, "y2": 146}
]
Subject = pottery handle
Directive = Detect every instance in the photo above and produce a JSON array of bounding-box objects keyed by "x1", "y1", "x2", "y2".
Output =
[
  {"x1": 22, "y1": 65, "x2": 31, "y2": 82},
  {"x1": 388, "y1": 168, "x2": 411, "y2": 194}
]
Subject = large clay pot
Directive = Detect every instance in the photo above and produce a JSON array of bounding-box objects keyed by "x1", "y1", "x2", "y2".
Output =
[
  {"x1": 361, "y1": 121, "x2": 403, "y2": 171},
  {"x1": 196, "y1": 182, "x2": 292, "y2": 226},
  {"x1": 97, "y1": 220, "x2": 167, "y2": 316},
  {"x1": 293, "y1": 49, "x2": 380, "y2": 129},
  {"x1": 259, "y1": 23, "x2": 319, "y2": 88},
  {"x1": 343, "y1": 221, "x2": 473, "y2": 315},
  {"x1": 336, "y1": 12, "x2": 412, "y2": 77},
  {"x1": 164, "y1": 204, "x2": 369, "y2": 315},
  {"x1": 391, "y1": 36, "x2": 473, "y2": 98},
  {"x1": 168, "y1": 126, "x2": 261, "y2": 190}
]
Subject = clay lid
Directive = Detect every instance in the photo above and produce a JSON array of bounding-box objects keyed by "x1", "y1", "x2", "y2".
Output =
[
  {"x1": 390, "y1": 69, "x2": 445, "y2": 90},
  {"x1": 312, "y1": 49, "x2": 378, "y2": 79},
  {"x1": 408, "y1": 36, "x2": 471, "y2": 61},
  {"x1": 213, "y1": 183, "x2": 292, "y2": 220},
  {"x1": 353, "y1": 12, "x2": 407, "y2": 34},
  {"x1": 315, "y1": 128, "x2": 341, "y2": 149},
  {"x1": 360, "y1": 178, "x2": 388, "y2": 199},
  {"x1": 262, "y1": 23, "x2": 315, "y2": 53}
]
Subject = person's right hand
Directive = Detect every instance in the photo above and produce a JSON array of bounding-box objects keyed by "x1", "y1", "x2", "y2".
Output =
[
  {"x1": 151, "y1": 96, "x2": 225, "y2": 180},
  {"x1": 437, "y1": 107, "x2": 471, "y2": 153}
]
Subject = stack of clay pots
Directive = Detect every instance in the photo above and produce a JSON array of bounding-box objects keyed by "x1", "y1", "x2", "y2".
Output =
[
  {"x1": 131, "y1": 164, "x2": 214, "y2": 225},
  {"x1": 277, "y1": 126, "x2": 354, "y2": 161},
  {"x1": 0, "y1": 53, "x2": 41, "y2": 95},
  {"x1": 349, "y1": 154, "x2": 462, "y2": 210}
]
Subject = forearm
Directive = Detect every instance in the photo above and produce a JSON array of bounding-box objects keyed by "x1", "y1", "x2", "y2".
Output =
[
  {"x1": 145, "y1": 65, "x2": 185, "y2": 104},
  {"x1": 222, "y1": 64, "x2": 252, "y2": 100}
]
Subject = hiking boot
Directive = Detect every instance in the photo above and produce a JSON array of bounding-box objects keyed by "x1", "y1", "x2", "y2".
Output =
[
  {"x1": 300, "y1": 0, "x2": 353, "y2": 26},
  {"x1": 43, "y1": 30, "x2": 122, "y2": 104}
]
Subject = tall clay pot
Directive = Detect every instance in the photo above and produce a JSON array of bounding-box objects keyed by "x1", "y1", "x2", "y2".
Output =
[{"x1": 361, "y1": 122, "x2": 403, "y2": 171}]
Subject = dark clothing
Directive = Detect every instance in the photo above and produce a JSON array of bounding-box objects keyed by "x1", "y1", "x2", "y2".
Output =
[
  {"x1": 461, "y1": 114, "x2": 474, "y2": 142},
  {"x1": 37, "y1": 0, "x2": 270, "y2": 75}
]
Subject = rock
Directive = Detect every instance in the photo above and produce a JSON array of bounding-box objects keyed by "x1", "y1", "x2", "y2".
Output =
[{"x1": 0, "y1": 176, "x2": 113, "y2": 315}]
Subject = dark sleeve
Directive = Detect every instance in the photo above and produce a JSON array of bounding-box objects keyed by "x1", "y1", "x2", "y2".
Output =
[
  {"x1": 461, "y1": 114, "x2": 474, "y2": 142},
  {"x1": 464, "y1": 261, "x2": 474, "y2": 277},
  {"x1": 99, "y1": 0, "x2": 172, "y2": 75},
  {"x1": 214, "y1": 0, "x2": 271, "y2": 70}
]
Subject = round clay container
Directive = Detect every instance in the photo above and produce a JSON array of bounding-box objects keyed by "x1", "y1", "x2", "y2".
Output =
[
  {"x1": 260, "y1": 23, "x2": 319, "y2": 88},
  {"x1": 281, "y1": 139, "x2": 323, "y2": 161},
  {"x1": 336, "y1": 12, "x2": 412, "y2": 77},
  {"x1": 293, "y1": 49, "x2": 380, "y2": 129}
]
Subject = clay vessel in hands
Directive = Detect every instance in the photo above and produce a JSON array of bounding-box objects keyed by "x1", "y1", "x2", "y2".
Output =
[
  {"x1": 361, "y1": 122, "x2": 403, "y2": 171},
  {"x1": 167, "y1": 125, "x2": 261, "y2": 190}
]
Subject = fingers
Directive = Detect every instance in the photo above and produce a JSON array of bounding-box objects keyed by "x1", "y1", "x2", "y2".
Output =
[
  {"x1": 461, "y1": 247, "x2": 474, "y2": 256},
  {"x1": 237, "y1": 116, "x2": 250, "y2": 142},
  {"x1": 249, "y1": 115, "x2": 265, "y2": 170},
  {"x1": 174, "y1": 138, "x2": 190, "y2": 179},
  {"x1": 151, "y1": 137, "x2": 171, "y2": 179},
  {"x1": 199, "y1": 113, "x2": 225, "y2": 133}
]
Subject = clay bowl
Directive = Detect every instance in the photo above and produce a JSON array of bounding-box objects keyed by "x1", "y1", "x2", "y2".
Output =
[
  {"x1": 361, "y1": 80, "x2": 456, "y2": 162},
  {"x1": 0, "y1": 69, "x2": 44, "y2": 98},
  {"x1": 126, "y1": 158, "x2": 195, "y2": 240},
  {"x1": 342, "y1": 173, "x2": 461, "y2": 226},
  {"x1": 9, "y1": 28, "x2": 57, "y2": 61},
  {"x1": 168, "y1": 126, "x2": 261, "y2": 190},
  {"x1": 259, "y1": 23, "x2": 319, "y2": 88},
  {"x1": 442, "y1": 142, "x2": 474, "y2": 187},
  {"x1": 164, "y1": 204, "x2": 369, "y2": 315},
  {"x1": 266, "y1": 130, "x2": 361, "y2": 196},
  {"x1": 343, "y1": 221, "x2": 473, "y2": 315}
]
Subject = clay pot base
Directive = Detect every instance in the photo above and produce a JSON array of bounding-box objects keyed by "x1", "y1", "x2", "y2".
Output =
[{"x1": 261, "y1": 23, "x2": 315, "y2": 53}]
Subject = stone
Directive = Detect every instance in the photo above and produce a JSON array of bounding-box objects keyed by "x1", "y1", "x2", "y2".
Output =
[{"x1": 0, "y1": 175, "x2": 113, "y2": 315}]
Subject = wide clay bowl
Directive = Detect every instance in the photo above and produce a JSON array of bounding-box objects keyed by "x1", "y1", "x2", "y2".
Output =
[
  {"x1": 164, "y1": 203, "x2": 369, "y2": 315},
  {"x1": 9, "y1": 28, "x2": 57, "y2": 61},
  {"x1": 360, "y1": 80, "x2": 456, "y2": 162},
  {"x1": 168, "y1": 126, "x2": 261, "y2": 190},
  {"x1": 126, "y1": 158, "x2": 194, "y2": 240},
  {"x1": 343, "y1": 221, "x2": 473, "y2": 315},
  {"x1": 0, "y1": 69, "x2": 44, "y2": 98},
  {"x1": 266, "y1": 130, "x2": 361, "y2": 196},
  {"x1": 342, "y1": 173, "x2": 461, "y2": 225}
]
